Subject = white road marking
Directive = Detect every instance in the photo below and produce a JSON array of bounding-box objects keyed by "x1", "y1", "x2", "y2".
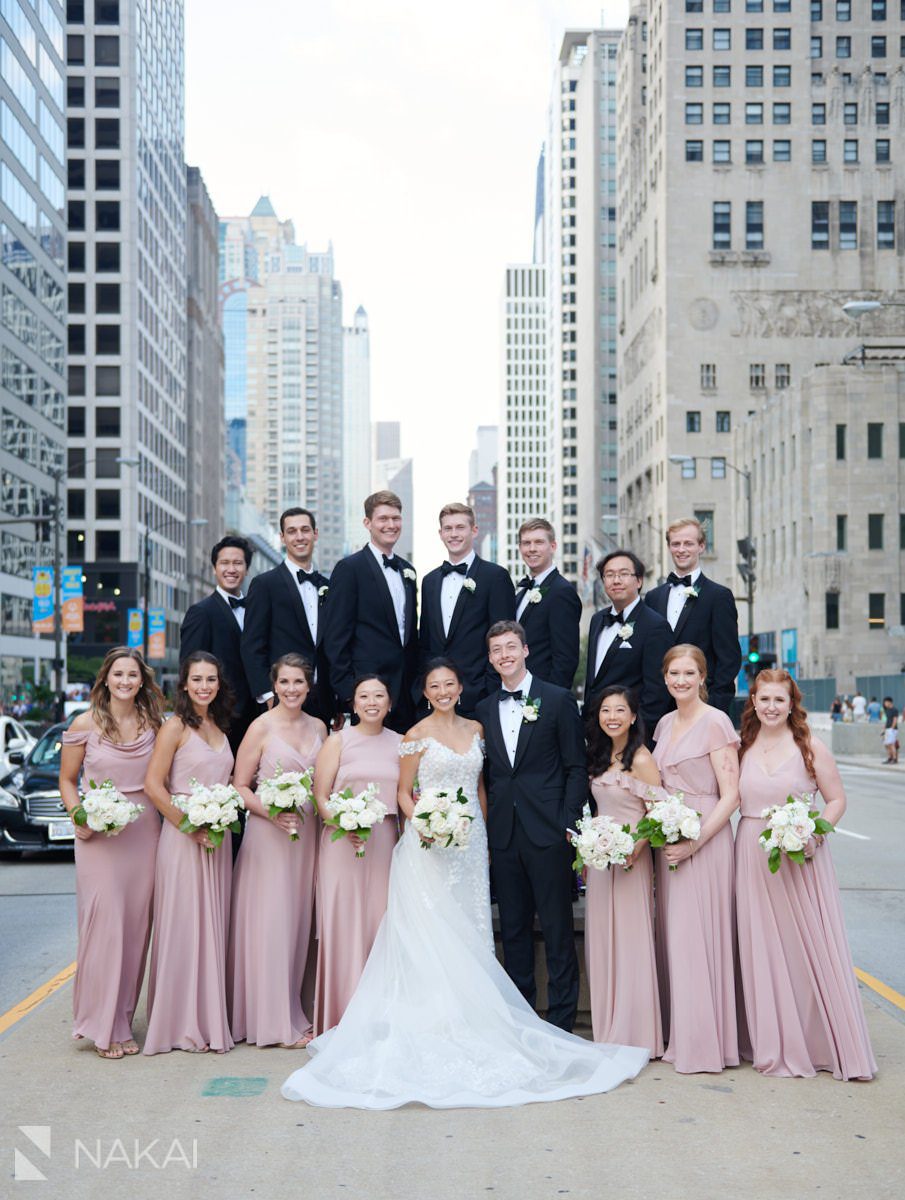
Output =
[{"x1": 835, "y1": 827, "x2": 870, "y2": 841}]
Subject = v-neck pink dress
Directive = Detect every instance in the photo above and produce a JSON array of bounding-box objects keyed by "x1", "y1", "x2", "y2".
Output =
[
  {"x1": 144, "y1": 729, "x2": 235, "y2": 1055},
  {"x1": 736, "y1": 745, "x2": 875, "y2": 1079},
  {"x1": 653, "y1": 706, "x2": 740, "y2": 1073},
  {"x1": 228, "y1": 724, "x2": 322, "y2": 1046}
]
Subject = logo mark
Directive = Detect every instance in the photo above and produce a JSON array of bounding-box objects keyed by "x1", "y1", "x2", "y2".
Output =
[{"x1": 15, "y1": 1126, "x2": 51, "y2": 1181}]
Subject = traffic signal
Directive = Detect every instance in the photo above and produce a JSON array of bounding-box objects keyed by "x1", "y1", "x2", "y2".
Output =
[
  {"x1": 745, "y1": 635, "x2": 777, "y2": 682},
  {"x1": 737, "y1": 537, "x2": 756, "y2": 586},
  {"x1": 747, "y1": 635, "x2": 760, "y2": 667}
]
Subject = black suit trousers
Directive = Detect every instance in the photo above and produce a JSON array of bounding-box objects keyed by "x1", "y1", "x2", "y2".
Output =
[{"x1": 491, "y1": 814, "x2": 579, "y2": 1033}]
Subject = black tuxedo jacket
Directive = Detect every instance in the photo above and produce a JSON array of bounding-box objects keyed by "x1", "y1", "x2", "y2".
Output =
[
  {"x1": 644, "y1": 573, "x2": 741, "y2": 715},
  {"x1": 240, "y1": 563, "x2": 334, "y2": 722},
  {"x1": 180, "y1": 591, "x2": 255, "y2": 725},
  {"x1": 584, "y1": 600, "x2": 673, "y2": 735},
  {"x1": 476, "y1": 679, "x2": 587, "y2": 850},
  {"x1": 515, "y1": 568, "x2": 581, "y2": 690},
  {"x1": 418, "y1": 556, "x2": 516, "y2": 715},
  {"x1": 322, "y1": 546, "x2": 418, "y2": 718}
]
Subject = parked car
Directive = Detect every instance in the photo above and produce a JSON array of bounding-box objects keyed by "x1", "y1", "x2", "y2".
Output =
[
  {"x1": 0, "y1": 721, "x2": 73, "y2": 855},
  {"x1": 0, "y1": 714, "x2": 36, "y2": 776}
]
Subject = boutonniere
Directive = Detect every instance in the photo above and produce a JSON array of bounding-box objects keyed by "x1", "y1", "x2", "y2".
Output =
[
  {"x1": 462, "y1": 577, "x2": 476, "y2": 593},
  {"x1": 403, "y1": 568, "x2": 417, "y2": 583},
  {"x1": 616, "y1": 622, "x2": 634, "y2": 641},
  {"x1": 318, "y1": 585, "x2": 329, "y2": 599},
  {"x1": 526, "y1": 587, "x2": 544, "y2": 605},
  {"x1": 683, "y1": 585, "x2": 700, "y2": 600},
  {"x1": 522, "y1": 697, "x2": 541, "y2": 723}
]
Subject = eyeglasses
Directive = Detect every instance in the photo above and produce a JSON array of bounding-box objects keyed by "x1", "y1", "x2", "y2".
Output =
[{"x1": 602, "y1": 570, "x2": 638, "y2": 582}]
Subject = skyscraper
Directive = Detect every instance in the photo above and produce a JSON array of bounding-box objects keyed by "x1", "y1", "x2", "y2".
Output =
[
  {"x1": 342, "y1": 305, "x2": 370, "y2": 553},
  {"x1": 0, "y1": 0, "x2": 66, "y2": 692}
]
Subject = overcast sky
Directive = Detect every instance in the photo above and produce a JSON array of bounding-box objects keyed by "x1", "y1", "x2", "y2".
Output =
[{"x1": 185, "y1": 0, "x2": 631, "y2": 565}]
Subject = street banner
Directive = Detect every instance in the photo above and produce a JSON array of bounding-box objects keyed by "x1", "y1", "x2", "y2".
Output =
[
  {"x1": 126, "y1": 608, "x2": 144, "y2": 648},
  {"x1": 61, "y1": 566, "x2": 84, "y2": 633},
  {"x1": 32, "y1": 566, "x2": 54, "y2": 633},
  {"x1": 148, "y1": 609, "x2": 166, "y2": 660}
]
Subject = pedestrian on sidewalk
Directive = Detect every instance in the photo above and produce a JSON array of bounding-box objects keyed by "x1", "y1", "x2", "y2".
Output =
[
  {"x1": 851, "y1": 691, "x2": 867, "y2": 722},
  {"x1": 867, "y1": 696, "x2": 882, "y2": 724},
  {"x1": 882, "y1": 698, "x2": 899, "y2": 765}
]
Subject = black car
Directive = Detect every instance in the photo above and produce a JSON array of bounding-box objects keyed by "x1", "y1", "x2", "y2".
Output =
[{"x1": 0, "y1": 721, "x2": 74, "y2": 855}]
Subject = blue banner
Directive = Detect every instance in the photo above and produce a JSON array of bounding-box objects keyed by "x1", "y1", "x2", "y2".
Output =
[
  {"x1": 781, "y1": 628, "x2": 798, "y2": 679},
  {"x1": 32, "y1": 566, "x2": 54, "y2": 631},
  {"x1": 126, "y1": 608, "x2": 144, "y2": 648}
]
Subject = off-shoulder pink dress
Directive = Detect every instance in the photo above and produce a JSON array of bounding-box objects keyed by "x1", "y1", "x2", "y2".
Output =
[
  {"x1": 228, "y1": 725, "x2": 322, "y2": 1046},
  {"x1": 585, "y1": 769, "x2": 664, "y2": 1058},
  {"x1": 653, "y1": 706, "x2": 740, "y2": 1073},
  {"x1": 143, "y1": 730, "x2": 235, "y2": 1055},
  {"x1": 312, "y1": 725, "x2": 401, "y2": 1035},
  {"x1": 736, "y1": 746, "x2": 876, "y2": 1079},
  {"x1": 63, "y1": 726, "x2": 160, "y2": 1050}
]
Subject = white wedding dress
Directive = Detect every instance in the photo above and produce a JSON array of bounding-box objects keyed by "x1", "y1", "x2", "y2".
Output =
[{"x1": 281, "y1": 734, "x2": 649, "y2": 1109}]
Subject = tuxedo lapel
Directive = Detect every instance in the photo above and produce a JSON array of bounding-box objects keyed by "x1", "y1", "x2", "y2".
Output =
[
  {"x1": 484, "y1": 698, "x2": 511, "y2": 774},
  {"x1": 648, "y1": 585, "x2": 669, "y2": 619},
  {"x1": 362, "y1": 549, "x2": 402, "y2": 644},
  {"x1": 512, "y1": 686, "x2": 540, "y2": 772},
  {"x1": 426, "y1": 572, "x2": 446, "y2": 649},
  {"x1": 445, "y1": 558, "x2": 478, "y2": 645},
  {"x1": 277, "y1": 564, "x2": 315, "y2": 646},
  {"x1": 212, "y1": 589, "x2": 240, "y2": 635},
  {"x1": 673, "y1": 575, "x2": 706, "y2": 641}
]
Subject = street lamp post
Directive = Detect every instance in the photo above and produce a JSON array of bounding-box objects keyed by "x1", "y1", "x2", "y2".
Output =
[{"x1": 142, "y1": 507, "x2": 208, "y2": 660}]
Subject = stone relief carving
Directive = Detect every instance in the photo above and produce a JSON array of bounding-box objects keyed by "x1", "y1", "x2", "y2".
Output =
[
  {"x1": 623, "y1": 307, "x2": 661, "y2": 384},
  {"x1": 730, "y1": 291, "x2": 905, "y2": 338},
  {"x1": 688, "y1": 298, "x2": 718, "y2": 331}
]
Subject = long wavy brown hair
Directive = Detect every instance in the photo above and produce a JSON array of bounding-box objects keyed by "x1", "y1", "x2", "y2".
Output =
[
  {"x1": 88, "y1": 647, "x2": 165, "y2": 742},
  {"x1": 173, "y1": 651, "x2": 234, "y2": 733},
  {"x1": 739, "y1": 669, "x2": 815, "y2": 779}
]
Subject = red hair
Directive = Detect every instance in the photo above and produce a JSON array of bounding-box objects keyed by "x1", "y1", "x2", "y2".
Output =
[{"x1": 739, "y1": 669, "x2": 815, "y2": 780}]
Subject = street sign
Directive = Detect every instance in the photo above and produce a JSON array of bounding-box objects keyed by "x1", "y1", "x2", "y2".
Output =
[{"x1": 32, "y1": 567, "x2": 54, "y2": 633}]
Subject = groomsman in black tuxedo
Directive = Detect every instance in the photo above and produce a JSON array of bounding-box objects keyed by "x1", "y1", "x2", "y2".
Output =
[
  {"x1": 180, "y1": 535, "x2": 257, "y2": 755},
  {"x1": 584, "y1": 549, "x2": 673, "y2": 737},
  {"x1": 644, "y1": 517, "x2": 741, "y2": 716},
  {"x1": 514, "y1": 517, "x2": 581, "y2": 690},
  {"x1": 418, "y1": 502, "x2": 515, "y2": 718},
  {"x1": 241, "y1": 507, "x2": 334, "y2": 725},
  {"x1": 322, "y1": 490, "x2": 418, "y2": 733},
  {"x1": 477, "y1": 620, "x2": 587, "y2": 1032}
]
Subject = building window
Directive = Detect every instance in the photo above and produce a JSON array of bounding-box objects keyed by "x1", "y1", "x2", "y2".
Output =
[
  {"x1": 811, "y1": 1, "x2": 823, "y2": 18},
  {"x1": 836, "y1": 0, "x2": 851, "y2": 14},
  {"x1": 685, "y1": 103, "x2": 703, "y2": 125},
  {"x1": 681, "y1": 458, "x2": 697, "y2": 479},
  {"x1": 95, "y1": 201, "x2": 120, "y2": 230},
  {"x1": 772, "y1": 103, "x2": 791, "y2": 124},
  {"x1": 878, "y1": 200, "x2": 896, "y2": 248},
  {"x1": 901, "y1": 512, "x2": 905, "y2": 549},
  {"x1": 774, "y1": 28, "x2": 791, "y2": 50},
  {"x1": 96, "y1": 242, "x2": 120, "y2": 271},
  {"x1": 713, "y1": 28, "x2": 731, "y2": 50},
  {"x1": 745, "y1": 102, "x2": 763, "y2": 124},
  {"x1": 68, "y1": 159, "x2": 85, "y2": 189},
  {"x1": 868, "y1": 514, "x2": 885, "y2": 550},
  {"x1": 67, "y1": 117, "x2": 85, "y2": 148},
  {"x1": 871, "y1": 36, "x2": 887, "y2": 58},
  {"x1": 701, "y1": 363, "x2": 717, "y2": 389},
  {"x1": 811, "y1": 35, "x2": 823, "y2": 58},
  {"x1": 843, "y1": 139, "x2": 859, "y2": 163},
  {"x1": 713, "y1": 140, "x2": 732, "y2": 164},
  {"x1": 713, "y1": 102, "x2": 731, "y2": 124},
  {"x1": 746, "y1": 0, "x2": 764, "y2": 9},
  {"x1": 67, "y1": 33, "x2": 84, "y2": 64},
  {"x1": 95, "y1": 491, "x2": 121, "y2": 519},
  {"x1": 836, "y1": 423, "x2": 847, "y2": 460},
  {"x1": 687, "y1": 411, "x2": 702, "y2": 433},
  {"x1": 750, "y1": 362, "x2": 766, "y2": 389},
  {"x1": 95, "y1": 118, "x2": 120, "y2": 149},
  {"x1": 94, "y1": 36, "x2": 120, "y2": 65},
  {"x1": 686, "y1": 65, "x2": 703, "y2": 86},
  {"x1": 96, "y1": 2, "x2": 121, "y2": 22},
  {"x1": 685, "y1": 140, "x2": 704, "y2": 161},
  {"x1": 711, "y1": 457, "x2": 727, "y2": 479},
  {"x1": 68, "y1": 490, "x2": 86, "y2": 520},
  {"x1": 713, "y1": 201, "x2": 731, "y2": 249},
  {"x1": 843, "y1": 103, "x2": 858, "y2": 126},
  {"x1": 714, "y1": 0, "x2": 731, "y2": 10},
  {"x1": 868, "y1": 593, "x2": 885, "y2": 630},
  {"x1": 826, "y1": 592, "x2": 840, "y2": 630},
  {"x1": 685, "y1": 0, "x2": 704, "y2": 9},
  {"x1": 68, "y1": 404, "x2": 85, "y2": 435},
  {"x1": 68, "y1": 241, "x2": 86, "y2": 271},
  {"x1": 746, "y1": 28, "x2": 764, "y2": 50},
  {"x1": 746, "y1": 140, "x2": 764, "y2": 163},
  {"x1": 773, "y1": 139, "x2": 791, "y2": 161},
  {"x1": 746, "y1": 200, "x2": 764, "y2": 249},
  {"x1": 686, "y1": 29, "x2": 704, "y2": 50},
  {"x1": 867, "y1": 422, "x2": 884, "y2": 458},
  {"x1": 95, "y1": 530, "x2": 121, "y2": 560},
  {"x1": 95, "y1": 366, "x2": 121, "y2": 395},
  {"x1": 836, "y1": 514, "x2": 847, "y2": 551},
  {"x1": 95, "y1": 160, "x2": 120, "y2": 189},
  {"x1": 95, "y1": 77, "x2": 119, "y2": 107},
  {"x1": 812, "y1": 139, "x2": 827, "y2": 163},
  {"x1": 713, "y1": 65, "x2": 732, "y2": 86},
  {"x1": 95, "y1": 325, "x2": 120, "y2": 355},
  {"x1": 812, "y1": 102, "x2": 826, "y2": 124},
  {"x1": 68, "y1": 324, "x2": 85, "y2": 355},
  {"x1": 876, "y1": 139, "x2": 891, "y2": 163},
  {"x1": 773, "y1": 65, "x2": 791, "y2": 86},
  {"x1": 812, "y1": 200, "x2": 830, "y2": 248},
  {"x1": 68, "y1": 283, "x2": 85, "y2": 314},
  {"x1": 837, "y1": 35, "x2": 852, "y2": 57},
  {"x1": 746, "y1": 65, "x2": 763, "y2": 86},
  {"x1": 876, "y1": 102, "x2": 890, "y2": 125},
  {"x1": 839, "y1": 200, "x2": 857, "y2": 249},
  {"x1": 96, "y1": 283, "x2": 120, "y2": 313},
  {"x1": 872, "y1": 0, "x2": 887, "y2": 15},
  {"x1": 774, "y1": 0, "x2": 792, "y2": 9},
  {"x1": 775, "y1": 363, "x2": 790, "y2": 388},
  {"x1": 716, "y1": 411, "x2": 731, "y2": 433}
]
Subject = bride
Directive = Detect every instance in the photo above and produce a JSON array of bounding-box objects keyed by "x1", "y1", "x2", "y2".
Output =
[{"x1": 282, "y1": 659, "x2": 649, "y2": 1109}]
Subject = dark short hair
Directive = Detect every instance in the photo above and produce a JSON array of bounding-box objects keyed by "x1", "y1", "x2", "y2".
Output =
[
  {"x1": 597, "y1": 548, "x2": 646, "y2": 581},
  {"x1": 420, "y1": 656, "x2": 464, "y2": 691},
  {"x1": 364, "y1": 491, "x2": 402, "y2": 518},
  {"x1": 486, "y1": 619, "x2": 527, "y2": 648},
  {"x1": 210, "y1": 535, "x2": 253, "y2": 569},
  {"x1": 280, "y1": 507, "x2": 317, "y2": 533}
]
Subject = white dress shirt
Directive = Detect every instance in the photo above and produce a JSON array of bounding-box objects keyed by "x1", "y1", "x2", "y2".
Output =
[
  {"x1": 216, "y1": 585, "x2": 245, "y2": 630},
  {"x1": 498, "y1": 670, "x2": 532, "y2": 767},
  {"x1": 368, "y1": 541, "x2": 406, "y2": 641},
  {"x1": 666, "y1": 565, "x2": 702, "y2": 630},
  {"x1": 440, "y1": 549, "x2": 475, "y2": 636},
  {"x1": 516, "y1": 563, "x2": 555, "y2": 621},
  {"x1": 284, "y1": 558, "x2": 319, "y2": 643},
  {"x1": 594, "y1": 596, "x2": 641, "y2": 678}
]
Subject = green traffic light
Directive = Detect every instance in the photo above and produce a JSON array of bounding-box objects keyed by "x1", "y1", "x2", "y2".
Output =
[{"x1": 747, "y1": 650, "x2": 760, "y2": 664}]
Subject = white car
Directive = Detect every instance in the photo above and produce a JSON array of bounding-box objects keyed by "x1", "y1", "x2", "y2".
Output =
[{"x1": 0, "y1": 716, "x2": 36, "y2": 775}]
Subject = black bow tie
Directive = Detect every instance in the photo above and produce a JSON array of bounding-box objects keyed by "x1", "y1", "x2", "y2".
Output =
[
  {"x1": 500, "y1": 689, "x2": 523, "y2": 702},
  {"x1": 382, "y1": 554, "x2": 401, "y2": 572},
  {"x1": 600, "y1": 610, "x2": 621, "y2": 627},
  {"x1": 228, "y1": 596, "x2": 246, "y2": 609},
  {"x1": 297, "y1": 569, "x2": 317, "y2": 585},
  {"x1": 667, "y1": 573, "x2": 692, "y2": 588},
  {"x1": 517, "y1": 576, "x2": 534, "y2": 591},
  {"x1": 441, "y1": 561, "x2": 468, "y2": 577}
]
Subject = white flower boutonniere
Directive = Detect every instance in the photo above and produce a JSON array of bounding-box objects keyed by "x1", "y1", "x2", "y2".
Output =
[
  {"x1": 683, "y1": 585, "x2": 700, "y2": 600},
  {"x1": 616, "y1": 622, "x2": 634, "y2": 641},
  {"x1": 526, "y1": 587, "x2": 543, "y2": 605},
  {"x1": 403, "y1": 568, "x2": 417, "y2": 583},
  {"x1": 462, "y1": 577, "x2": 476, "y2": 593},
  {"x1": 318, "y1": 585, "x2": 329, "y2": 598},
  {"x1": 522, "y1": 697, "x2": 541, "y2": 723}
]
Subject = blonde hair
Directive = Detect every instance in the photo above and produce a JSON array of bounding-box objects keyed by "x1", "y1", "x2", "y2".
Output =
[
  {"x1": 438, "y1": 502, "x2": 475, "y2": 525},
  {"x1": 518, "y1": 517, "x2": 555, "y2": 542},
  {"x1": 364, "y1": 490, "x2": 402, "y2": 518},
  {"x1": 662, "y1": 643, "x2": 709, "y2": 702},
  {"x1": 665, "y1": 517, "x2": 705, "y2": 544},
  {"x1": 89, "y1": 647, "x2": 165, "y2": 742}
]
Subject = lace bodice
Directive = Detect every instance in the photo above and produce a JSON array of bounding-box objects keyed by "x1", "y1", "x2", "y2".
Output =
[{"x1": 400, "y1": 734, "x2": 485, "y2": 797}]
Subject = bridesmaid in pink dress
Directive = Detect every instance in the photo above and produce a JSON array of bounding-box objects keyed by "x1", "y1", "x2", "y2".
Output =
[
  {"x1": 59, "y1": 647, "x2": 165, "y2": 1059},
  {"x1": 143, "y1": 651, "x2": 236, "y2": 1055},
  {"x1": 312, "y1": 675, "x2": 401, "y2": 1035},
  {"x1": 653, "y1": 644, "x2": 741, "y2": 1073},
  {"x1": 584, "y1": 686, "x2": 664, "y2": 1058},
  {"x1": 228, "y1": 653, "x2": 326, "y2": 1048},
  {"x1": 737, "y1": 669, "x2": 876, "y2": 1080}
]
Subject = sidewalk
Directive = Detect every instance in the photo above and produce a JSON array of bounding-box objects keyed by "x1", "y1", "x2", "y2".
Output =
[{"x1": 1, "y1": 980, "x2": 902, "y2": 1199}]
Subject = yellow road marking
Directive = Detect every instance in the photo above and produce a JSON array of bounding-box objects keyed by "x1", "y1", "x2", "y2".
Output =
[
  {"x1": 0, "y1": 961, "x2": 77, "y2": 1036},
  {"x1": 855, "y1": 967, "x2": 905, "y2": 1012}
]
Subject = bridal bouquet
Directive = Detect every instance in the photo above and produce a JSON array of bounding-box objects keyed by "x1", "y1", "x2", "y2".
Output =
[
  {"x1": 323, "y1": 783, "x2": 387, "y2": 858},
  {"x1": 72, "y1": 778, "x2": 144, "y2": 835},
  {"x1": 634, "y1": 791, "x2": 702, "y2": 870},
  {"x1": 258, "y1": 764, "x2": 313, "y2": 840},
  {"x1": 411, "y1": 786, "x2": 473, "y2": 849},
  {"x1": 569, "y1": 806, "x2": 635, "y2": 871},
  {"x1": 759, "y1": 793, "x2": 834, "y2": 874},
  {"x1": 172, "y1": 778, "x2": 245, "y2": 853}
]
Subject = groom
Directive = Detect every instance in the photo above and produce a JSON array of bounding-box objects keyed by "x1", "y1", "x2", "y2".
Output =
[{"x1": 476, "y1": 620, "x2": 587, "y2": 1032}]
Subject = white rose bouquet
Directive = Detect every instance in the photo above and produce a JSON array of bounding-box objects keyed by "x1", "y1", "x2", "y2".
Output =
[
  {"x1": 172, "y1": 778, "x2": 245, "y2": 853},
  {"x1": 634, "y1": 791, "x2": 702, "y2": 871},
  {"x1": 323, "y1": 783, "x2": 387, "y2": 858},
  {"x1": 72, "y1": 778, "x2": 143, "y2": 835},
  {"x1": 569, "y1": 806, "x2": 635, "y2": 872},
  {"x1": 759, "y1": 793, "x2": 834, "y2": 874},
  {"x1": 258, "y1": 764, "x2": 313, "y2": 841},
  {"x1": 411, "y1": 786, "x2": 473, "y2": 849}
]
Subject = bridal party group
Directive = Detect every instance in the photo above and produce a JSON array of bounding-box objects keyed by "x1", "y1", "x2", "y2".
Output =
[{"x1": 57, "y1": 490, "x2": 875, "y2": 1084}]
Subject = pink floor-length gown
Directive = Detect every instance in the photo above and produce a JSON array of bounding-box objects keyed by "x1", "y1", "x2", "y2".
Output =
[
  {"x1": 313, "y1": 725, "x2": 401, "y2": 1035},
  {"x1": 585, "y1": 770, "x2": 664, "y2": 1058},
  {"x1": 63, "y1": 727, "x2": 160, "y2": 1050},
  {"x1": 653, "y1": 706, "x2": 740, "y2": 1073},
  {"x1": 736, "y1": 748, "x2": 876, "y2": 1079},
  {"x1": 143, "y1": 730, "x2": 235, "y2": 1055},
  {"x1": 228, "y1": 727, "x2": 322, "y2": 1046}
]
